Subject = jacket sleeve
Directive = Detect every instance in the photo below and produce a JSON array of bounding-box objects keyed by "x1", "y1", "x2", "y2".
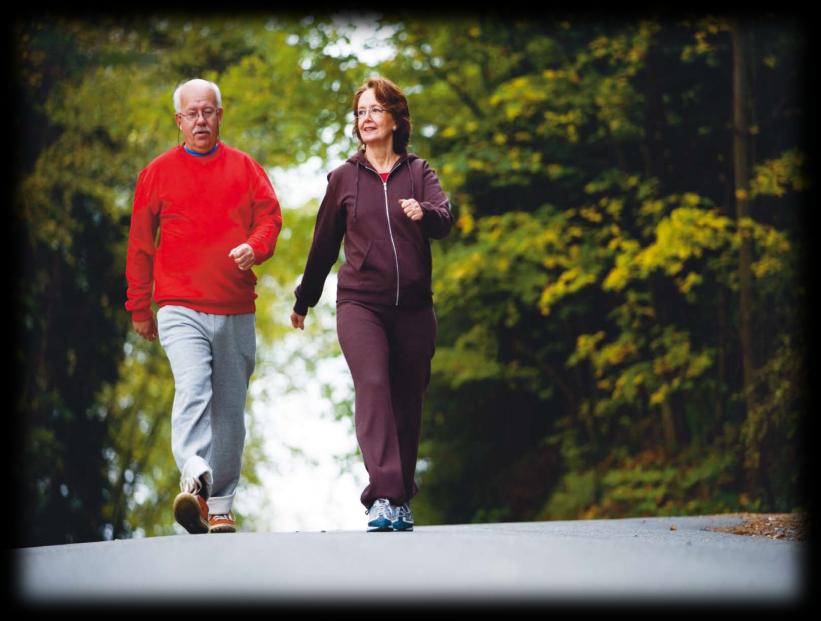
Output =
[
  {"x1": 125, "y1": 167, "x2": 161, "y2": 322},
  {"x1": 246, "y1": 160, "x2": 283, "y2": 264},
  {"x1": 417, "y1": 159, "x2": 453, "y2": 240},
  {"x1": 293, "y1": 171, "x2": 346, "y2": 316}
]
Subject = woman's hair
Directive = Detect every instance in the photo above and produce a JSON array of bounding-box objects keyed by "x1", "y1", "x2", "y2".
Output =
[{"x1": 351, "y1": 76, "x2": 412, "y2": 154}]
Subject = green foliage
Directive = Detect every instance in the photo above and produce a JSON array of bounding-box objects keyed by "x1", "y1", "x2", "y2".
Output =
[
  {"x1": 15, "y1": 15, "x2": 362, "y2": 544},
  {"x1": 15, "y1": 15, "x2": 807, "y2": 543},
  {"x1": 378, "y1": 15, "x2": 806, "y2": 524}
]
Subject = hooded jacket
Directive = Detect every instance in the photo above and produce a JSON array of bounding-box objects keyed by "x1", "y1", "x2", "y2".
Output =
[{"x1": 294, "y1": 151, "x2": 452, "y2": 315}]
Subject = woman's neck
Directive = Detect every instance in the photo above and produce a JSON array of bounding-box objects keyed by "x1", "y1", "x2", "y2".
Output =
[{"x1": 365, "y1": 144, "x2": 399, "y2": 173}]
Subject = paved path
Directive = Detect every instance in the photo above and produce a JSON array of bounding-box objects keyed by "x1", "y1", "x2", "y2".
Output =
[{"x1": 13, "y1": 515, "x2": 806, "y2": 607}]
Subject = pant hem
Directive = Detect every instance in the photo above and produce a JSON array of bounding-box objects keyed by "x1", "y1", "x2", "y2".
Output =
[{"x1": 207, "y1": 494, "x2": 235, "y2": 515}]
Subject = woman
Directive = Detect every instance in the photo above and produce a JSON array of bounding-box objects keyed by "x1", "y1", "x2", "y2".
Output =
[{"x1": 290, "y1": 76, "x2": 452, "y2": 532}]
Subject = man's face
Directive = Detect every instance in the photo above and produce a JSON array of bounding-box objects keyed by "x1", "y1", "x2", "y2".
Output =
[{"x1": 176, "y1": 83, "x2": 223, "y2": 153}]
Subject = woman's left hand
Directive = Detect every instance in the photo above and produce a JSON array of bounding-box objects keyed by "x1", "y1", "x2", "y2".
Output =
[{"x1": 399, "y1": 198, "x2": 424, "y2": 222}]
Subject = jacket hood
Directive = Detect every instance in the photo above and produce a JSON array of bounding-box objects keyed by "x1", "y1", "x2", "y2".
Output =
[
  {"x1": 346, "y1": 150, "x2": 418, "y2": 167},
  {"x1": 345, "y1": 151, "x2": 420, "y2": 222}
]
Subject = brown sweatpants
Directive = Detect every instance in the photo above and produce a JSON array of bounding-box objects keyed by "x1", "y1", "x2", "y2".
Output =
[{"x1": 336, "y1": 300, "x2": 437, "y2": 508}]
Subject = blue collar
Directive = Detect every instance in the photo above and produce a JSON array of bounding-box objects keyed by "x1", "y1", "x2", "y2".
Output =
[{"x1": 183, "y1": 142, "x2": 220, "y2": 157}]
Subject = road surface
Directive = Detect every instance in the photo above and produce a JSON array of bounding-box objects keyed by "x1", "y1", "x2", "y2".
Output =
[{"x1": 12, "y1": 515, "x2": 806, "y2": 607}]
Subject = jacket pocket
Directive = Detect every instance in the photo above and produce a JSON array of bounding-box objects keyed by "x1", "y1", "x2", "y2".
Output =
[
  {"x1": 340, "y1": 239, "x2": 396, "y2": 293},
  {"x1": 396, "y1": 239, "x2": 430, "y2": 294}
]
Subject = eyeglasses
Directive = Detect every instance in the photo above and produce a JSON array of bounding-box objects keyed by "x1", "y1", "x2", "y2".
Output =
[
  {"x1": 355, "y1": 106, "x2": 386, "y2": 119},
  {"x1": 179, "y1": 108, "x2": 218, "y2": 122}
]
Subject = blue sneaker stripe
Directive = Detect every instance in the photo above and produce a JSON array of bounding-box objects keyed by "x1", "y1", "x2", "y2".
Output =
[{"x1": 367, "y1": 516, "x2": 392, "y2": 529}]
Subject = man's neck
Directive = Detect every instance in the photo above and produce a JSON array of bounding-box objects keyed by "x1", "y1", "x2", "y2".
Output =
[{"x1": 184, "y1": 142, "x2": 220, "y2": 157}]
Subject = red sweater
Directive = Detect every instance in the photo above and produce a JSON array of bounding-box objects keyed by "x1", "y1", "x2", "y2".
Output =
[{"x1": 125, "y1": 143, "x2": 282, "y2": 321}]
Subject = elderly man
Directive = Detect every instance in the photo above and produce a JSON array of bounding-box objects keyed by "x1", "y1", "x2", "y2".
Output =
[{"x1": 125, "y1": 78, "x2": 282, "y2": 534}]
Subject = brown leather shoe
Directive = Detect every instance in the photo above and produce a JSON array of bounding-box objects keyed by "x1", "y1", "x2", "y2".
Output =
[
  {"x1": 208, "y1": 513, "x2": 236, "y2": 534},
  {"x1": 173, "y1": 492, "x2": 209, "y2": 534}
]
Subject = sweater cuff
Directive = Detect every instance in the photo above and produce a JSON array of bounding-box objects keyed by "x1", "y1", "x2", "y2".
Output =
[
  {"x1": 247, "y1": 240, "x2": 263, "y2": 264},
  {"x1": 130, "y1": 307, "x2": 154, "y2": 322},
  {"x1": 293, "y1": 299, "x2": 310, "y2": 316}
]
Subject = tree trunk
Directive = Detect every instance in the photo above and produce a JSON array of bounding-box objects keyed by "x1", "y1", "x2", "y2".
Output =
[{"x1": 731, "y1": 22, "x2": 756, "y2": 422}]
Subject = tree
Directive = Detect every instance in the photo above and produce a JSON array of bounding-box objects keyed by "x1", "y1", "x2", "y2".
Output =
[
  {"x1": 375, "y1": 14, "x2": 806, "y2": 524},
  {"x1": 14, "y1": 14, "x2": 365, "y2": 543}
]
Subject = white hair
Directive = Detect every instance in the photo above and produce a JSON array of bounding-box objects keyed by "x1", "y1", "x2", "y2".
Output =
[{"x1": 173, "y1": 79, "x2": 222, "y2": 112}]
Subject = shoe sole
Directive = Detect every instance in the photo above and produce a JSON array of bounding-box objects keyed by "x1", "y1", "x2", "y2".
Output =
[
  {"x1": 367, "y1": 516, "x2": 393, "y2": 532},
  {"x1": 209, "y1": 524, "x2": 236, "y2": 534},
  {"x1": 392, "y1": 521, "x2": 414, "y2": 532},
  {"x1": 173, "y1": 493, "x2": 208, "y2": 534}
]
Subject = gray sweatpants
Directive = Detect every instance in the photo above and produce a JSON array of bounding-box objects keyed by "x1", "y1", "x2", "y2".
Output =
[{"x1": 157, "y1": 305, "x2": 256, "y2": 515}]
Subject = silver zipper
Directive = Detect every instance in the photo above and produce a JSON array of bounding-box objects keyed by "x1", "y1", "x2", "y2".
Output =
[
  {"x1": 383, "y1": 180, "x2": 400, "y2": 306},
  {"x1": 365, "y1": 159, "x2": 404, "y2": 307}
]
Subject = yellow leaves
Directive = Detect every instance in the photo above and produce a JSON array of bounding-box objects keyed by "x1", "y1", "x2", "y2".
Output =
[
  {"x1": 576, "y1": 331, "x2": 606, "y2": 357},
  {"x1": 589, "y1": 35, "x2": 611, "y2": 59},
  {"x1": 504, "y1": 102, "x2": 522, "y2": 120},
  {"x1": 605, "y1": 198, "x2": 624, "y2": 218},
  {"x1": 567, "y1": 226, "x2": 584, "y2": 239},
  {"x1": 579, "y1": 207, "x2": 602, "y2": 223},
  {"x1": 600, "y1": 338, "x2": 637, "y2": 367},
  {"x1": 735, "y1": 188, "x2": 748, "y2": 201},
  {"x1": 467, "y1": 158, "x2": 488, "y2": 171},
  {"x1": 752, "y1": 256, "x2": 783, "y2": 279},
  {"x1": 457, "y1": 210, "x2": 475, "y2": 235},
  {"x1": 682, "y1": 193, "x2": 701, "y2": 206},
  {"x1": 626, "y1": 46, "x2": 645, "y2": 63},
  {"x1": 539, "y1": 266, "x2": 596, "y2": 316},
  {"x1": 640, "y1": 199, "x2": 664, "y2": 218},
  {"x1": 543, "y1": 109, "x2": 582, "y2": 127},
  {"x1": 448, "y1": 250, "x2": 484, "y2": 284},
  {"x1": 676, "y1": 272, "x2": 703, "y2": 296},
  {"x1": 649, "y1": 385, "x2": 668, "y2": 407},
  {"x1": 603, "y1": 238, "x2": 640, "y2": 291},
  {"x1": 749, "y1": 149, "x2": 809, "y2": 198}
]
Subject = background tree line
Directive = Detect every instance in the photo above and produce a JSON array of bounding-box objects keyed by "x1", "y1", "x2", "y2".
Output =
[{"x1": 13, "y1": 13, "x2": 808, "y2": 546}]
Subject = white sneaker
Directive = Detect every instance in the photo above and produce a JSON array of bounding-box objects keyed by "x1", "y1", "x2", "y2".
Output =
[
  {"x1": 392, "y1": 503, "x2": 414, "y2": 531},
  {"x1": 366, "y1": 498, "x2": 395, "y2": 532}
]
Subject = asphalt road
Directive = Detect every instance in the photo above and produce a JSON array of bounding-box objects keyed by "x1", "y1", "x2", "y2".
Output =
[{"x1": 12, "y1": 515, "x2": 807, "y2": 608}]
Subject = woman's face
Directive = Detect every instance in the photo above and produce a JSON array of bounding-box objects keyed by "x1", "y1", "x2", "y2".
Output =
[{"x1": 356, "y1": 88, "x2": 395, "y2": 149}]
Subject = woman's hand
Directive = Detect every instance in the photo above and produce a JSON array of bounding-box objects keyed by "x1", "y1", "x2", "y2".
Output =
[
  {"x1": 290, "y1": 311, "x2": 306, "y2": 330},
  {"x1": 399, "y1": 198, "x2": 424, "y2": 221}
]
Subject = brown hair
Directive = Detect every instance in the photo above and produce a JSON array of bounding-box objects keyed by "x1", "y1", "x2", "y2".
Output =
[{"x1": 351, "y1": 76, "x2": 412, "y2": 154}]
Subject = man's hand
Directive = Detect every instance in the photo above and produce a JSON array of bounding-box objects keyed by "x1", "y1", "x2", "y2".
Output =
[
  {"x1": 132, "y1": 316, "x2": 158, "y2": 341},
  {"x1": 290, "y1": 311, "x2": 306, "y2": 330},
  {"x1": 229, "y1": 243, "x2": 256, "y2": 271}
]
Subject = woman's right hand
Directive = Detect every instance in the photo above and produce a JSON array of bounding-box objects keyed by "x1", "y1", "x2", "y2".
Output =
[{"x1": 290, "y1": 311, "x2": 306, "y2": 330}]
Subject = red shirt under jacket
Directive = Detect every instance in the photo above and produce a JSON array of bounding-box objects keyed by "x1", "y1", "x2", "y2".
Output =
[{"x1": 125, "y1": 143, "x2": 282, "y2": 321}]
